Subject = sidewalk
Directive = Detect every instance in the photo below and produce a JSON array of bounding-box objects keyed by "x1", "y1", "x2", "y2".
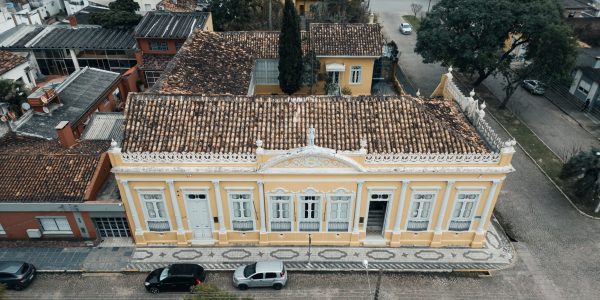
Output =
[
  {"x1": 0, "y1": 221, "x2": 514, "y2": 273},
  {"x1": 543, "y1": 88, "x2": 600, "y2": 140}
]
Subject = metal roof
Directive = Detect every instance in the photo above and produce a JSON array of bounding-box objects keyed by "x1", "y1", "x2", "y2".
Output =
[
  {"x1": 134, "y1": 11, "x2": 209, "y2": 39},
  {"x1": 16, "y1": 67, "x2": 120, "y2": 139},
  {"x1": 82, "y1": 112, "x2": 125, "y2": 142},
  {"x1": 28, "y1": 26, "x2": 136, "y2": 50},
  {"x1": 0, "y1": 25, "x2": 43, "y2": 49}
]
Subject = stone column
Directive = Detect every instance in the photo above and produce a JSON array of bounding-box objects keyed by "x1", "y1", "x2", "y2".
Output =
[
  {"x1": 166, "y1": 180, "x2": 186, "y2": 245},
  {"x1": 472, "y1": 180, "x2": 500, "y2": 247},
  {"x1": 431, "y1": 180, "x2": 455, "y2": 247},
  {"x1": 391, "y1": 180, "x2": 409, "y2": 247},
  {"x1": 212, "y1": 180, "x2": 228, "y2": 244},
  {"x1": 69, "y1": 49, "x2": 80, "y2": 71},
  {"x1": 350, "y1": 180, "x2": 364, "y2": 246},
  {"x1": 121, "y1": 180, "x2": 144, "y2": 243}
]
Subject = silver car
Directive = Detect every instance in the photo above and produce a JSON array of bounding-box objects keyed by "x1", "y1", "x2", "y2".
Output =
[
  {"x1": 233, "y1": 261, "x2": 287, "y2": 290},
  {"x1": 400, "y1": 22, "x2": 412, "y2": 34}
]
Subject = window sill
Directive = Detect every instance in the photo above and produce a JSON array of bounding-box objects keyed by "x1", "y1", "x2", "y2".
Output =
[
  {"x1": 348, "y1": 82, "x2": 362, "y2": 85},
  {"x1": 43, "y1": 231, "x2": 74, "y2": 235}
]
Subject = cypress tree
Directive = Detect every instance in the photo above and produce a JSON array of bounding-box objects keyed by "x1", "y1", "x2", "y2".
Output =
[{"x1": 278, "y1": 0, "x2": 303, "y2": 95}]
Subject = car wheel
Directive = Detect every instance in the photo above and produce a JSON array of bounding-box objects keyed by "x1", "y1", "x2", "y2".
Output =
[
  {"x1": 238, "y1": 284, "x2": 248, "y2": 290},
  {"x1": 273, "y1": 283, "x2": 283, "y2": 290},
  {"x1": 149, "y1": 287, "x2": 160, "y2": 294},
  {"x1": 14, "y1": 284, "x2": 24, "y2": 291}
]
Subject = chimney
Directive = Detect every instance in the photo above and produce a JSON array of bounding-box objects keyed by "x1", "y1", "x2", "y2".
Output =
[
  {"x1": 55, "y1": 121, "x2": 77, "y2": 148},
  {"x1": 68, "y1": 15, "x2": 78, "y2": 27},
  {"x1": 594, "y1": 56, "x2": 600, "y2": 69}
]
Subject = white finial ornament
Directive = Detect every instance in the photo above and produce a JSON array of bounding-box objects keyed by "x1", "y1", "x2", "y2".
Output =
[
  {"x1": 469, "y1": 89, "x2": 475, "y2": 97},
  {"x1": 416, "y1": 89, "x2": 420, "y2": 97},
  {"x1": 110, "y1": 139, "x2": 117, "y2": 148},
  {"x1": 480, "y1": 102, "x2": 486, "y2": 110},
  {"x1": 307, "y1": 127, "x2": 315, "y2": 146},
  {"x1": 448, "y1": 66, "x2": 453, "y2": 73},
  {"x1": 256, "y1": 139, "x2": 263, "y2": 148}
]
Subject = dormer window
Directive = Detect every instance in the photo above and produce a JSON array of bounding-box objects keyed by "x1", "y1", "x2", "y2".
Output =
[{"x1": 149, "y1": 41, "x2": 168, "y2": 51}]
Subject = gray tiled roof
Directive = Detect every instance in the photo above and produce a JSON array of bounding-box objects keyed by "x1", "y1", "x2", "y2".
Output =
[
  {"x1": 82, "y1": 112, "x2": 125, "y2": 142},
  {"x1": 0, "y1": 26, "x2": 43, "y2": 49},
  {"x1": 16, "y1": 67, "x2": 120, "y2": 139},
  {"x1": 134, "y1": 11, "x2": 209, "y2": 39}
]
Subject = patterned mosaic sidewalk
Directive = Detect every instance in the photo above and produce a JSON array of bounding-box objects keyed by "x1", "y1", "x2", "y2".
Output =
[{"x1": 129, "y1": 222, "x2": 514, "y2": 272}]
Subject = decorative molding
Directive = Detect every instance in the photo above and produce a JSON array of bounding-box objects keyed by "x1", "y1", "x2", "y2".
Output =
[
  {"x1": 365, "y1": 152, "x2": 501, "y2": 164},
  {"x1": 121, "y1": 152, "x2": 257, "y2": 163},
  {"x1": 272, "y1": 156, "x2": 350, "y2": 169},
  {"x1": 259, "y1": 145, "x2": 365, "y2": 172}
]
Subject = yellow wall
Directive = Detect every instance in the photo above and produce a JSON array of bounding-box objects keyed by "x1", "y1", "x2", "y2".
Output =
[
  {"x1": 254, "y1": 57, "x2": 376, "y2": 96},
  {"x1": 110, "y1": 148, "x2": 511, "y2": 248}
]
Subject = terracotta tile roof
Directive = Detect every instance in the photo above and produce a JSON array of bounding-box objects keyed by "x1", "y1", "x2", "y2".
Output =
[
  {"x1": 153, "y1": 30, "x2": 254, "y2": 95},
  {"x1": 0, "y1": 51, "x2": 27, "y2": 75},
  {"x1": 0, "y1": 134, "x2": 110, "y2": 203},
  {"x1": 139, "y1": 54, "x2": 174, "y2": 71},
  {"x1": 157, "y1": 0, "x2": 196, "y2": 12},
  {"x1": 219, "y1": 31, "x2": 310, "y2": 59},
  {"x1": 218, "y1": 24, "x2": 382, "y2": 58},
  {"x1": 122, "y1": 94, "x2": 489, "y2": 154},
  {"x1": 309, "y1": 23, "x2": 384, "y2": 56}
]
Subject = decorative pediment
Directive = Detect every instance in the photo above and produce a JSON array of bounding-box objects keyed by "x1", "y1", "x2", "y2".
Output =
[{"x1": 259, "y1": 146, "x2": 365, "y2": 173}]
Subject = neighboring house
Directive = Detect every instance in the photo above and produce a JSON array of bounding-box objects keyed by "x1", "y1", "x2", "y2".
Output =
[
  {"x1": 563, "y1": 0, "x2": 590, "y2": 17},
  {"x1": 291, "y1": 0, "x2": 321, "y2": 16},
  {"x1": 0, "y1": 4, "x2": 44, "y2": 34},
  {"x1": 108, "y1": 69, "x2": 516, "y2": 248},
  {"x1": 155, "y1": 23, "x2": 383, "y2": 96},
  {"x1": 28, "y1": 0, "x2": 64, "y2": 17},
  {"x1": 6, "y1": 67, "x2": 124, "y2": 140},
  {"x1": 63, "y1": 0, "x2": 90, "y2": 16},
  {"x1": 0, "y1": 133, "x2": 126, "y2": 241},
  {"x1": 0, "y1": 25, "x2": 137, "y2": 76},
  {"x1": 136, "y1": 0, "x2": 160, "y2": 14},
  {"x1": 156, "y1": 0, "x2": 208, "y2": 12},
  {"x1": 0, "y1": 50, "x2": 36, "y2": 88},
  {"x1": 133, "y1": 11, "x2": 213, "y2": 87},
  {"x1": 61, "y1": 4, "x2": 109, "y2": 25},
  {"x1": 569, "y1": 48, "x2": 600, "y2": 109}
]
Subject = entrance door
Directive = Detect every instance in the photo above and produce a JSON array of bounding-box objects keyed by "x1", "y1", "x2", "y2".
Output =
[
  {"x1": 366, "y1": 201, "x2": 388, "y2": 236},
  {"x1": 185, "y1": 193, "x2": 213, "y2": 240}
]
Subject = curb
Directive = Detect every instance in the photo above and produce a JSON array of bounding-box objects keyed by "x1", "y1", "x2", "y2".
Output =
[
  {"x1": 36, "y1": 267, "x2": 495, "y2": 274},
  {"x1": 486, "y1": 111, "x2": 600, "y2": 220}
]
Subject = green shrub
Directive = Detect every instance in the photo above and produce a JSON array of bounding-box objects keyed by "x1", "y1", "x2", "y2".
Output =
[{"x1": 188, "y1": 283, "x2": 252, "y2": 300}]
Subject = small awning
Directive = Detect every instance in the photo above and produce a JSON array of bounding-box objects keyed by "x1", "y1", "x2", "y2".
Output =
[{"x1": 326, "y1": 63, "x2": 345, "y2": 72}]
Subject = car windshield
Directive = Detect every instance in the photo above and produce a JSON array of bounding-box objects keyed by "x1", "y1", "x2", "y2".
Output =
[
  {"x1": 159, "y1": 267, "x2": 169, "y2": 281},
  {"x1": 243, "y1": 263, "x2": 256, "y2": 278},
  {"x1": 403, "y1": 24, "x2": 411, "y2": 28}
]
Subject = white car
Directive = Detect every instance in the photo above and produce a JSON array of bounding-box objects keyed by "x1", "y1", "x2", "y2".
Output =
[{"x1": 400, "y1": 23, "x2": 412, "y2": 35}]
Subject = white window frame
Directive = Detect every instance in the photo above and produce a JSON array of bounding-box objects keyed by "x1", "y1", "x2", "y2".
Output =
[
  {"x1": 297, "y1": 188, "x2": 323, "y2": 232},
  {"x1": 149, "y1": 40, "x2": 168, "y2": 51},
  {"x1": 326, "y1": 188, "x2": 354, "y2": 232},
  {"x1": 37, "y1": 216, "x2": 73, "y2": 235},
  {"x1": 228, "y1": 190, "x2": 256, "y2": 231},
  {"x1": 267, "y1": 188, "x2": 294, "y2": 232},
  {"x1": 254, "y1": 59, "x2": 280, "y2": 85},
  {"x1": 349, "y1": 65, "x2": 362, "y2": 84},
  {"x1": 137, "y1": 189, "x2": 171, "y2": 232},
  {"x1": 0, "y1": 223, "x2": 6, "y2": 235},
  {"x1": 405, "y1": 188, "x2": 439, "y2": 231},
  {"x1": 578, "y1": 80, "x2": 591, "y2": 95},
  {"x1": 447, "y1": 190, "x2": 481, "y2": 232}
]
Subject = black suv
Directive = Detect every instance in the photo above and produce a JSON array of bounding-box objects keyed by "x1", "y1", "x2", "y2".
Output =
[
  {"x1": 144, "y1": 264, "x2": 206, "y2": 293},
  {"x1": 0, "y1": 261, "x2": 36, "y2": 291}
]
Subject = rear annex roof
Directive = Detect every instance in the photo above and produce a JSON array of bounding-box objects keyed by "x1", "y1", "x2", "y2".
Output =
[{"x1": 134, "y1": 11, "x2": 210, "y2": 39}]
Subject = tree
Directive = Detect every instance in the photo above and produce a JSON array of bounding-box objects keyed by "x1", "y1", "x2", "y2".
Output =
[
  {"x1": 410, "y1": 3, "x2": 422, "y2": 18},
  {"x1": 302, "y1": 50, "x2": 320, "y2": 94},
  {"x1": 108, "y1": 0, "x2": 139, "y2": 12},
  {"x1": 278, "y1": 0, "x2": 303, "y2": 95},
  {"x1": 311, "y1": 0, "x2": 368, "y2": 23},
  {"x1": 206, "y1": 0, "x2": 281, "y2": 31},
  {"x1": 415, "y1": 0, "x2": 576, "y2": 91},
  {"x1": 0, "y1": 79, "x2": 29, "y2": 118},
  {"x1": 91, "y1": 0, "x2": 141, "y2": 29},
  {"x1": 560, "y1": 149, "x2": 600, "y2": 212}
]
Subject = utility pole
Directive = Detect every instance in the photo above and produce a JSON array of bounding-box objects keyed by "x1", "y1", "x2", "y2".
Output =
[{"x1": 269, "y1": 0, "x2": 272, "y2": 30}]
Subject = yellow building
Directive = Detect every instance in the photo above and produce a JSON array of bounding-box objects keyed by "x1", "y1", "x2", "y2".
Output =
[
  {"x1": 109, "y1": 70, "x2": 515, "y2": 248},
  {"x1": 150, "y1": 23, "x2": 383, "y2": 96}
]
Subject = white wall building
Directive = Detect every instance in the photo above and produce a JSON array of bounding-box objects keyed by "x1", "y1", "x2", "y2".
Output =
[
  {"x1": 64, "y1": 0, "x2": 90, "y2": 15},
  {"x1": 0, "y1": 5, "x2": 44, "y2": 34}
]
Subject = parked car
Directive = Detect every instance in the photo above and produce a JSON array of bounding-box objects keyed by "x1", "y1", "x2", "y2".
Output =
[
  {"x1": 400, "y1": 22, "x2": 412, "y2": 34},
  {"x1": 233, "y1": 261, "x2": 287, "y2": 290},
  {"x1": 522, "y1": 79, "x2": 545, "y2": 95},
  {"x1": 0, "y1": 261, "x2": 36, "y2": 291},
  {"x1": 144, "y1": 264, "x2": 206, "y2": 294}
]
